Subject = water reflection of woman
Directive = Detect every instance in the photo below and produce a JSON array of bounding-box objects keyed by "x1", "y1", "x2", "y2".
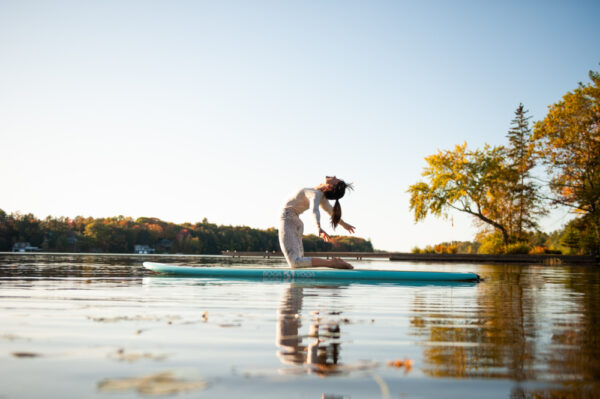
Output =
[{"x1": 276, "y1": 284, "x2": 343, "y2": 377}]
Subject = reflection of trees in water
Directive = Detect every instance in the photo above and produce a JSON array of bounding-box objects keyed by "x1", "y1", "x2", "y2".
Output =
[
  {"x1": 510, "y1": 266, "x2": 600, "y2": 397},
  {"x1": 413, "y1": 266, "x2": 536, "y2": 381},
  {"x1": 276, "y1": 285, "x2": 343, "y2": 377},
  {"x1": 0, "y1": 253, "x2": 151, "y2": 278},
  {"x1": 411, "y1": 265, "x2": 537, "y2": 379},
  {"x1": 410, "y1": 264, "x2": 600, "y2": 395},
  {"x1": 541, "y1": 266, "x2": 600, "y2": 394}
]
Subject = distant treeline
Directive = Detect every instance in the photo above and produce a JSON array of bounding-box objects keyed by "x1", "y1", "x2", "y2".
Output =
[
  {"x1": 410, "y1": 229, "x2": 566, "y2": 255},
  {"x1": 0, "y1": 210, "x2": 374, "y2": 254}
]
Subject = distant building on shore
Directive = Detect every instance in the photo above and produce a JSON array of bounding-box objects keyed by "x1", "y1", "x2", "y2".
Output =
[
  {"x1": 12, "y1": 242, "x2": 41, "y2": 252},
  {"x1": 134, "y1": 245, "x2": 155, "y2": 254}
]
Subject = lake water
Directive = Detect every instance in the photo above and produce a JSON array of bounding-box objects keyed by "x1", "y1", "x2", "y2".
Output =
[{"x1": 0, "y1": 253, "x2": 598, "y2": 398}]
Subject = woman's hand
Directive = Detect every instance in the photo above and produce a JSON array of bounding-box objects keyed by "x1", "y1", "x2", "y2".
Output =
[
  {"x1": 319, "y1": 228, "x2": 331, "y2": 242},
  {"x1": 341, "y1": 221, "x2": 355, "y2": 234}
]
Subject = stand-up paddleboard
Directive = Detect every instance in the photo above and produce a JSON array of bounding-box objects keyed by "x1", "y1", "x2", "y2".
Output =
[{"x1": 143, "y1": 262, "x2": 481, "y2": 283}]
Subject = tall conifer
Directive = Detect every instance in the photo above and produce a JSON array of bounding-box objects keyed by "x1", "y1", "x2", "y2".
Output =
[{"x1": 505, "y1": 104, "x2": 545, "y2": 241}]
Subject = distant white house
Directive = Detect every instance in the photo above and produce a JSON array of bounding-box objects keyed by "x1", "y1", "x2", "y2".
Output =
[
  {"x1": 12, "y1": 242, "x2": 41, "y2": 252},
  {"x1": 134, "y1": 245, "x2": 155, "y2": 254}
]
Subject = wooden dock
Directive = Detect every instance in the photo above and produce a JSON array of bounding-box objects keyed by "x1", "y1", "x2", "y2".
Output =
[
  {"x1": 389, "y1": 253, "x2": 598, "y2": 264},
  {"x1": 221, "y1": 251, "x2": 599, "y2": 264},
  {"x1": 221, "y1": 251, "x2": 388, "y2": 260}
]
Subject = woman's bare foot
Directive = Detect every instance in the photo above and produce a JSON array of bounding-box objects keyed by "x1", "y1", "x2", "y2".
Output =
[
  {"x1": 332, "y1": 257, "x2": 353, "y2": 269},
  {"x1": 311, "y1": 257, "x2": 354, "y2": 269}
]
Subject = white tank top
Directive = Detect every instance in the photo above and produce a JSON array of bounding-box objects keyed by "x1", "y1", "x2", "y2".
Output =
[{"x1": 283, "y1": 188, "x2": 334, "y2": 229}]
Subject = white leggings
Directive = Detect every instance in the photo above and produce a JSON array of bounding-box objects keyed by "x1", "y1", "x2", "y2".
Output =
[{"x1": 279, "y1": 209, "x2": 312, "y2": 268}]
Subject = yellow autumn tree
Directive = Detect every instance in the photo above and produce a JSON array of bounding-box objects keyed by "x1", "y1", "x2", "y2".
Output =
[
  {"x1": 534, "y1": 69, "x2": 600, "y2": 252},
  {"x1": 408, "y1": 143, "x2": 515, "y2": 245}
]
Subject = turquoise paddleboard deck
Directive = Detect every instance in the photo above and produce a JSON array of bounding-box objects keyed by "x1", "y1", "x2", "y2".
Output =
[{"x1": 143, "y1": 262, "x2": 481, "y2": 283}]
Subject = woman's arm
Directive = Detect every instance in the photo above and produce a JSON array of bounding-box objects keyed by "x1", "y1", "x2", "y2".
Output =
[
  {"x1": 338, "y1": 220, "x2": 355, "y2": 234},
  {"x1": 309, "y1": 190, "x2": 323, "y2": 231},
  {"x1": 318, "y1": 228, "x2": 331, "y2": 242},
  {"x1": 319, "y1": 195, "x2": 355, "y2": 234}
]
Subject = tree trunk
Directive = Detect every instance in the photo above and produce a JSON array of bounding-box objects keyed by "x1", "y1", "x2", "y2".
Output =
[
  {"x1": 462, "y1": 208, "x2": 511, "y2": 246},
  {"x1": 499, "y1": 227, "x2": 510, "y2": 246}
]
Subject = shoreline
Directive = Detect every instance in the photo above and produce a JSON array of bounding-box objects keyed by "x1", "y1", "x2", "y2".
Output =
[{"x1": 2, "y1": 251, "x2": 598, "y2": 265}]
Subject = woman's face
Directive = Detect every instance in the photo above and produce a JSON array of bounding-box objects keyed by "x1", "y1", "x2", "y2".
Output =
[{"x1": 324, "y1": 176, "x2": 340, "y2": 189}]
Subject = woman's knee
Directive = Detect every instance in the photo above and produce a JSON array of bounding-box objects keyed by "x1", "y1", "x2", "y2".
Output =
[{"x1": 290, "y1": 257, "x2": 312, "y2": 268}]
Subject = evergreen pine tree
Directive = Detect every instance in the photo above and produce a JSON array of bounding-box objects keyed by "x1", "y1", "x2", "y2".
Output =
[{"x1": 505, "y1": 103, "x2": 546, "y2": 241}]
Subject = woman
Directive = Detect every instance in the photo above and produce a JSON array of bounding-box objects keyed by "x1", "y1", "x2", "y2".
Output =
[{"x1": 279, "y1": 176, "x2": 355, "y2": 269}]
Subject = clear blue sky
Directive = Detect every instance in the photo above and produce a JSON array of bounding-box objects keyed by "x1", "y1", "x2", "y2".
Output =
[{"x1": 1, "y1": 0, "x2": 599, "y2": 251}]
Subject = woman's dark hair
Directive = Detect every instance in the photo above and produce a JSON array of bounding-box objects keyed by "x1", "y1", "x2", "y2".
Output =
[{"x1": 323, "y1": 180, "x2": 353, "y2": 229}]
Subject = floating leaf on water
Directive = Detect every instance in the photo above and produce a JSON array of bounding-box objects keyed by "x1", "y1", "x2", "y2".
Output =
[
  {"x1": 12, "y1": 352, "x2": 42, "y2": 358},
  {"x1": 98, "y1": 371, "x2": 208, "y2": 396},
  {"x1": 387, "y1": 358, "x2": 413, "y2": 372},
  {"x1": 1, "y1": 334, "x2": 28, "y2": 342},
  {"x1": 218, "y1": 323, "x2": 241, "y2": 328},
  {"x1": 109, "y1": 349, "x2": 169, "y2": 363},
  {"x1": 89, "y1": 315, "x2": 182, "y2": 323}
]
